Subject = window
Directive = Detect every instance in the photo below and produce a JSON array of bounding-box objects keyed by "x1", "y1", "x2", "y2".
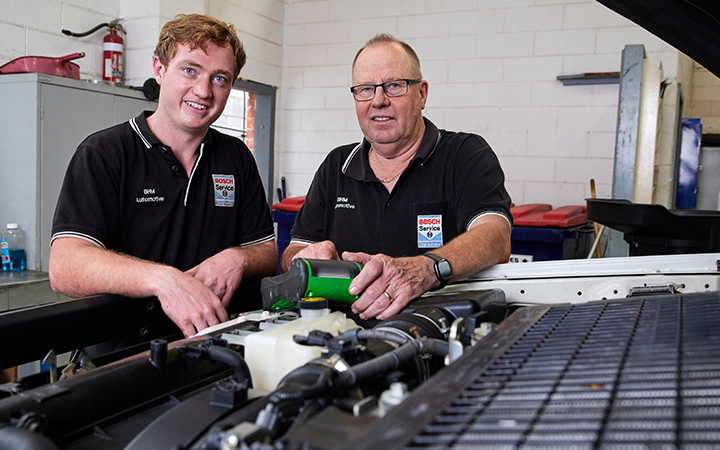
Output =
[{"x1": 213, "y1": 89, "x2": 256, "y2": 152}]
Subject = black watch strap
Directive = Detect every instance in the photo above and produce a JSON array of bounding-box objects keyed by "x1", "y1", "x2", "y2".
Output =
[{"x1": 422, "y1": 253, "x2": 452, "y2": 291}]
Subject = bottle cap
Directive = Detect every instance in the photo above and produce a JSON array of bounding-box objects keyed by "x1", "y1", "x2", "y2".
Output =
[
  {"x1": 298, "y1": 297, "x2": 328, "y2": 309},
  {"x1": 7, "y1": 223, "x2": 18, "y2": 229}
]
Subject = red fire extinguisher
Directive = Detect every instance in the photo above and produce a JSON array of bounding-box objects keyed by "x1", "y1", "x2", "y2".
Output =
[
  {"x1": 62, "y1": 19, "x2": 125, "y2": 85},
  {"x1": 103, "y1": 24, "x2": 124, "y2": 84}
]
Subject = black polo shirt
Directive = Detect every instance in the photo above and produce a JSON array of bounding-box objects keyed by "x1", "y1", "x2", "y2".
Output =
[
  {"x1": 52, "y1": 111, "x2": 275, "y2": 271},
  {"x1": 291, "y1": 118, "x2": 512, "y2": 257}
]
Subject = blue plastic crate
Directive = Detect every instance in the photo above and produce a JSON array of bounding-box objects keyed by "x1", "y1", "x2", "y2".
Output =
[
  {"x1": 511, "y1": 224, "x2": 594, "y2": 261},
  {"x1": 272, "y1": 210, "x2": 297, "y2": 273}
]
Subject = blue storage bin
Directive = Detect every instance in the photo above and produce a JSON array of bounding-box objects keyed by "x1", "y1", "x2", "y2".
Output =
[
  {"x1": 273, "y1": 210, "x2": 296, "y2": 259},
  {"x1": 511, "y1": 224, "x2": 594, "y2": 261},
  {"x1": 271, "y1": 196, "x2": 305, "y2": 273}
]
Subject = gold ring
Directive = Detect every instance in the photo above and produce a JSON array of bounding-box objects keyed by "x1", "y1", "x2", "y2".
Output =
[{"x1": 383, "y1": 291, "x2": 393, "y2": 303}]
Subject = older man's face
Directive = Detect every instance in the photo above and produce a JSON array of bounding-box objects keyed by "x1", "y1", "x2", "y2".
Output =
[{"x1": 352, "y1": 43, "x2": 428, "y2": 154}]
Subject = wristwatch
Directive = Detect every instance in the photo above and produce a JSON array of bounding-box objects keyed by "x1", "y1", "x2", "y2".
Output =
[{"x1": 422, "y1": 253, "x2": 452, "y2": 291}]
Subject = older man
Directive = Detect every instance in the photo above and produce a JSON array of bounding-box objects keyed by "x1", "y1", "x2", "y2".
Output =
[
  {"x1": 49, "y1": 14, "x2": 277, "y2": 337},
  {"x1": 281, "y1": 34, "x2": 512, "y2": 321}
]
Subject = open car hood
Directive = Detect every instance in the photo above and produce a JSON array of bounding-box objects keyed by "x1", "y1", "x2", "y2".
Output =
[{"x1": 596, "y1": 0, "x2": 720, "y2": 78}]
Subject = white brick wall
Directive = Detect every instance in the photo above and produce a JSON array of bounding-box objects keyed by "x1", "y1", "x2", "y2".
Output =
[
  {"x1": 504, "y1": 56, "x2": 563, "y2": 82},
  {"x1": 564, "y1": 3, "x2": 630, "y2": 29},
  {"x1": 0, "y1": 22, "x2": 25, "y2": 59},
  {"x1": 477, "y1": 33, "x2": 534, "y2": 58},
  {"x1": 448, "y1": 59, "x2": 503, "y2": 83},
  {"x1": 691, "y1": 63, "x2": 720, "y2": 133},
  {"x1": 535, "y1": 29, "x2": 597, "y2": 56},
  {"x1": 526, "y1": 130, "x2": 589, "y2": 157},
  {"x1": 505, "y1": 6, "x2": 565, "y2": 32},
  {"x1": 449, "y1": 9, "x2": 505, "y2": 36},
  {"x1": 3, "y1": 0, "x2": 718, "y2": 209}
]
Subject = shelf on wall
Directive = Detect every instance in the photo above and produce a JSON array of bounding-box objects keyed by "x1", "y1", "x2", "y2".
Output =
[{"x1": 557, "y1": 72, "x2": 620, "y2": 85}]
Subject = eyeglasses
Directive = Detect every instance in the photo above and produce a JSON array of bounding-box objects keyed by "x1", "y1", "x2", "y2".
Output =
[{"x1": 350, "y1": 79, "x2": 422, "y2": 102}]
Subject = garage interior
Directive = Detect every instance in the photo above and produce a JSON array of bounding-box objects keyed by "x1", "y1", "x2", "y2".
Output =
[{"x1": 1, "y1": 0, "x2": 720, "y2": 448}]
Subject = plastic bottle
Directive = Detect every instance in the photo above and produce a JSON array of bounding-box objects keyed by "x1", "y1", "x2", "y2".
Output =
[{"x1": 1, "y1": 223, "x2": 26, "y2": 271}]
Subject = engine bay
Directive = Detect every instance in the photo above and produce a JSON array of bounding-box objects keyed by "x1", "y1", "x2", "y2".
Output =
[
  {"x1": 1, "y1": 254, "x2": 720, "y2": 449},
  {"x1": 0, "y1": 289, "x2": 506, "y2": 450}
]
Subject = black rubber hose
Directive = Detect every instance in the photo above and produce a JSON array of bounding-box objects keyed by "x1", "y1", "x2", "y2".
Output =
[
  {"x1": 61, "y1": 23, "x2": 108, "y2": 37},
  {"x1": 352, "y1": 329, "x2": 411, "y2": 345},
  {"x1": 339, "y1": 337, "x2": 448, "y2": 386},
  {"x1": 205, "y1": 345, "x2": 253, "y2": 388},
  {"x1": 270, "y1": 366, "x2": 332, "y2": 403},
  {"x1": 0, "y1": 426, "x2": 59, "y2": 450},
  {"x1": 426, "y1": 337, "x2": 449, "y2": 356},
  {"x1": 341, "y1": 341, "x2": 418, "y2": 386}
]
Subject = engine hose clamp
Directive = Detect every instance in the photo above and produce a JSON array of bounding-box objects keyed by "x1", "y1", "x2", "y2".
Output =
[{"x1": 328, "y1": 353, "x2": 351, "y2": 372}]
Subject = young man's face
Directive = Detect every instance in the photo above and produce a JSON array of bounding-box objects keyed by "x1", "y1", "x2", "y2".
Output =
[
  {"x1": 153, "y1": 41, "x2": 235, "y2": 135},
  {"x1": 352, "y1": 43, "x2": 428, "y2": 154}
]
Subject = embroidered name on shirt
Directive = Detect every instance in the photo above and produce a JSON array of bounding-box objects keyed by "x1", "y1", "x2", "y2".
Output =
[
  {"x1": 214, "y1": 174, "x2": 235, "y2": 207},
  {"x1": 136, "y1": 188, "x2": 165, "y2": 203},
  {"x1": 335, "y1": 196, "x2": 356, "y2": 209}
]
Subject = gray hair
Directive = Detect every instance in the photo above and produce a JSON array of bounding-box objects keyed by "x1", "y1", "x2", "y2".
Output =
[{"x1": 352, "y1": 33, "x2": 422, "y2": 79}]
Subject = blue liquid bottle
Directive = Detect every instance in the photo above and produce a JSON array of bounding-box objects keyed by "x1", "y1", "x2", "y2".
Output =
[{"x1": 1, "y1": 223, "x2": 26, "y2": 271}]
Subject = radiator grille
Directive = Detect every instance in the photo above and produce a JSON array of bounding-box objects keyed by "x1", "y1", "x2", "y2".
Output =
[{"x1": 403, "y1": 292, "x2": 720, "y2": 449}]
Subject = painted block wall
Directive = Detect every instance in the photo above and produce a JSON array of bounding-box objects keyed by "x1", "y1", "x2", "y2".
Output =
[
  {"x1": 691, "y1": 63, "x2": 720, "y2": 134},
  {"x1": 1, "y1": 0, "x2": 718, "y2": 210},
  {"x1": 278, "y1": 0, "x2": 693, "y2": 208}
]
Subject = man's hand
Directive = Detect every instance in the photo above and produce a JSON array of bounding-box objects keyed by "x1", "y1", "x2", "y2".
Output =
[
  {"x1": 281, "y1": 241, "x2": 340, "y2": 271},
  {"x1": 343, "y1": 252, "x2": 437, "y2": 320},
  {"x1": 186, "y1": 248, "x2": 245, "y2": 308},
  {"x1": 156, "y1": 271, "x2": 229, "y2": 337}
]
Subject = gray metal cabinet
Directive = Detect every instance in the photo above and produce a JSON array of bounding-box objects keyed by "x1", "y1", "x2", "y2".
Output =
[{"x1": 0, "y1": 73, "x2": 157, "y2": 271}]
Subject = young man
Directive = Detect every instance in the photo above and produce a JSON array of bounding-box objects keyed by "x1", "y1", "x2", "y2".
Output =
[
  {"x1": 282, "y1": 34, "x2": 512, "y2": 321},
  {"x1": 49, "y1": 14, "x2": 277, "y2": 337}
]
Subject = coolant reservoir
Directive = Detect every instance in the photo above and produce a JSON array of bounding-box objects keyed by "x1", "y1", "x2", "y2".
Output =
[{"x1": 243, "y1": 311, "x2": 358, "y2": 392}]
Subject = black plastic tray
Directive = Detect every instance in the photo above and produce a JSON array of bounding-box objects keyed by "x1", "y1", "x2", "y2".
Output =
[{"x1": 586, "y1": 198, "x2": 720, "y2": 255}]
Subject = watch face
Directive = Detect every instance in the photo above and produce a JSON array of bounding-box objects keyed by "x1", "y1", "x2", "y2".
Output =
[{"x1": 437, "y1": 259, "x2": 452, "y2": 281}]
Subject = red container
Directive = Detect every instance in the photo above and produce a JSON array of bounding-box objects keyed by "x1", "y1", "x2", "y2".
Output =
[
  {"x1": 0, "y1": 53, "x2": 85, "y2": 80},
  {"x1": 271, "y1": 196, "x2": 306, "y2": 212},
  {"x1": 511, "y1": 204, "x2": 588, "y2": 228},
  {"x1": 510, "y1": 203, "x2": 592, "y2": 261}
]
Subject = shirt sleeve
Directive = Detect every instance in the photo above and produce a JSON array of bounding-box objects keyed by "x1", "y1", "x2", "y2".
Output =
[
  {"x1": 290, "y1": 154, "x2": 333, "y2": 244},
  {"x1": 51, "y1": 142, "x2": 120, "y2": 248},
  {"x1": 451, "y1": 134, "x2": 513, "y2": 232},
  {"x1": 236, "y1": 141, "x2": 276, "y2": 246}
]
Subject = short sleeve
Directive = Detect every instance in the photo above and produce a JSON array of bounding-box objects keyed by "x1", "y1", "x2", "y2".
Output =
[
  {"x1": 51, "y1": 143, "x2": 121, "y2": 248},
  {"x1": 290, "y1": 157, "x2": 330, "y2": 244},
  {"x1": 236, "y1": 142, "x2": 276, "y2": 246},
  {"x1": 451, "y1": 134, "x2": 513, "y2": 231}
]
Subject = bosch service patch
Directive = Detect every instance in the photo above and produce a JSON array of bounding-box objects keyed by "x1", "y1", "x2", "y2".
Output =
[
  {"x1": 418, "y1": 214, "x2": 443, "y2": 248},
  {"x1": 213, "y1": 174, "x2": 235, "y2": 207}
]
